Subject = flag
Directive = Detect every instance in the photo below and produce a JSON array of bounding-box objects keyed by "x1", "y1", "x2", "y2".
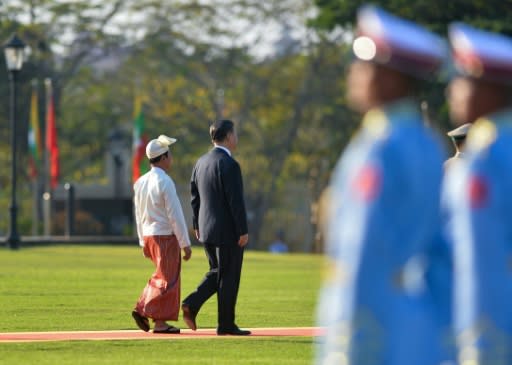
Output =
[
  {"x1": 45, "y1": 79, "x2": 60, "y2": 190},
  {"x1": 132, "y1": 96, "x2": 148, "y2": 182},
  {"x1": 28, "y1": 82, "x2": 42, "y2": 180}
]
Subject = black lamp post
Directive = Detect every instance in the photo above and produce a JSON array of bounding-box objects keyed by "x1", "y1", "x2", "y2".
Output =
[{"x1": 3, "y1": 34, "x2": 26, "y2": 249}]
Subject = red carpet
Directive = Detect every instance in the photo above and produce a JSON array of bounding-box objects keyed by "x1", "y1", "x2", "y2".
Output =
[{"x1": 0, "y1": 327, "x2": 324, "y2": 343}]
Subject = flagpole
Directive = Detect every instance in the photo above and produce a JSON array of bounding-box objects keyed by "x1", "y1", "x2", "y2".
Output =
[
  {"x1": 132, "y1": 90, "x2": 145, "y2": 238},
  {"x1": 30, "y1": 80, "x2": 39, "y2": 236},
  {"x1": 43, "y1": 78, "x2": 52, "y2": 237},
  {"x1": 31, "y1": 180, "x2": 38, "y2": 235}
]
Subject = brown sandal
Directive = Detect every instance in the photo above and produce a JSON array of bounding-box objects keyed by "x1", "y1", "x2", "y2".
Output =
[{"x1": 131, "y1": 310, "x2": 150, "y2": 332}]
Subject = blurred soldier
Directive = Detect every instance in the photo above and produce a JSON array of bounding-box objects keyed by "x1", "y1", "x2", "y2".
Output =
[
  {"x1": 443, "y1": 23, "x2": 512, "y2": 365},
  {"x1": 444, "y1": 123, "x2": 472, "y2": 170},
  {"x1": 316, "y1": 6, "x2": 454, "y2": 365}
]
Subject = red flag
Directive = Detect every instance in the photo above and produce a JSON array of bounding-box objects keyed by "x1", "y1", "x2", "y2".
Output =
[
  {"x1": 132, "y1": 96, "x2": 148, "y2": 182},
  {"x1": 46, "y1": 81, "x2": 60, "y2": 189}
]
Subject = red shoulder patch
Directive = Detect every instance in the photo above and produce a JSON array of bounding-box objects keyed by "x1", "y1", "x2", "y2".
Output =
[
  {"x1": 468, "y1": 175, "x2": 488, "y2": 209},
  {"x1": 353, "y1": 165, "x2": 381, "y2": 201}
]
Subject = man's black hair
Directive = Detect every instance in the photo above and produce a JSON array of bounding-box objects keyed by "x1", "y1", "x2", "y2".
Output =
[
  {"x1": 149, "y1": 151, "x2": 168, "y2": 164},
  {"x1": 210, "y1": 119, "x2": 234, "y2": 142}
]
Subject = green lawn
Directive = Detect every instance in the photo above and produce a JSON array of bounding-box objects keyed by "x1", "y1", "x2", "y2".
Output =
[{"x1": 0, "y1": 245, "x2": 324, "y2": 364}]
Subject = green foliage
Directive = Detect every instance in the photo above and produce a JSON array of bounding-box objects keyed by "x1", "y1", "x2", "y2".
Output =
[
  {"x1": 0, "y1": 0, "x2": 358, "y2": 248},
  {"x1": 309, "y1": 0, "x2": 475, "y2": 148},
  {"x1": 311, "y1": 0, "x2": 512, "y2": 34}
]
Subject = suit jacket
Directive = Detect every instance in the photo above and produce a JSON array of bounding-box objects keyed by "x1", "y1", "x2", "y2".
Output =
[{"x1": 191, "y1": 147, "x2": 248, "y2": 246}]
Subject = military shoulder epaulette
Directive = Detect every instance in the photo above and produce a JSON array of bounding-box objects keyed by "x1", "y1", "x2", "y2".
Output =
[
  {"x1": 467, "y1": 118, "x2": 497, "y2": 151},
  {"x1": 362, "y1": 109, "x2": 389, "y2": 138}
]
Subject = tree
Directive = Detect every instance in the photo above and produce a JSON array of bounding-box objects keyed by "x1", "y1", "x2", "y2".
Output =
[
  {"x1": 111, "y1": 0, "x2": 347, "y2": 248},
  {"x1": 311, "y1": 0, "x2": 512, "y2": 35},
  {"x1": 1, "y1": 0, "x2": 356, "y2": 248},
  {"x1": 1, "y1": 0, "x2": 127, "y2": 150}
]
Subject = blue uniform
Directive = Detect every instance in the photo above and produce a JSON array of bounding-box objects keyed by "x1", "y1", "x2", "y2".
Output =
[
  {"x1": 443, "y1": 110, "x2": 512, "y2": 364},
  {"x1": 443, "y1": 21, "x2": 512, "y2": 365},
  {"x1": 317, "y1": 99, "x2": 453, "y2": 365}
]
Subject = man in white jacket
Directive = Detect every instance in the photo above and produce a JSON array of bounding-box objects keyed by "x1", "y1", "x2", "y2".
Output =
[{"x1": 132, "y1": 135, "x2": 192, "y2": 334}]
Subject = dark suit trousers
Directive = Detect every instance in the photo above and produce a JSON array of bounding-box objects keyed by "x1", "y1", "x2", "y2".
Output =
[{"x1": 183, "y1": 242, "x2": 244, "y2": 330}]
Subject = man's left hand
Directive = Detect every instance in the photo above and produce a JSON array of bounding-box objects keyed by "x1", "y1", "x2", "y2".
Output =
[
  {"x1": 183, "y1": 246, "x2": 192, "y2": 261},
  {"x1": 238, "y1": 234, "x2": 249, "y2": 247}
]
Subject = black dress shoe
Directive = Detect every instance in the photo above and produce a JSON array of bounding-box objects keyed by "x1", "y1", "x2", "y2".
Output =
[
  {"x1": 217, "y1": 326, "x2": 251, "y2": 336},
  {"x1": 153, "y1": 325, "x2": 181, "y2": 334},
  {"x1": 181, "y1": 303, "x2": 197, "y2": 331}
]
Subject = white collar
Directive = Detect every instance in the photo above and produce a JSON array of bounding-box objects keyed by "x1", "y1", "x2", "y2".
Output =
[
  {"x1": 214, "y1": 145, "x2": 232, "y2": 157},
  {"x1": 150, "y1": 166, "x2": 165, "y2": 174}
]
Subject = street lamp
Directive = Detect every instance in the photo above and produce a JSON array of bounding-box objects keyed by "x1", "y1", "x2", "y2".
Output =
[{"x1": 3, "y1": 33, "x2": 26, "y2": 249}]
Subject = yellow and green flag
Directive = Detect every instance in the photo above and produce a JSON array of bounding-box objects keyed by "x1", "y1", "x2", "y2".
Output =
[{"x1": 28, "y1": 82, "x2": 42, "y2": 180}]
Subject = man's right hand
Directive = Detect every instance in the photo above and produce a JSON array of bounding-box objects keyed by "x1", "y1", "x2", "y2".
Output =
[
  {"x1": 238, "y1": 234, "x2": 249, "y2": 247},
  {"x1": 183, "y1": 246, "x2": 192, "y2": 261}
]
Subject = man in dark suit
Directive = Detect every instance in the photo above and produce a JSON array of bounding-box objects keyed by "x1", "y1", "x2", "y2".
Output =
[{"x1": 182, "y1": 119, "x2": 250, "y2": 336}]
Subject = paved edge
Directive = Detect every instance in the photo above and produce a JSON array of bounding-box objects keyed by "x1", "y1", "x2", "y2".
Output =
[{"x1": 0, "y1": 327, "x2": 325, "y2": 343}]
